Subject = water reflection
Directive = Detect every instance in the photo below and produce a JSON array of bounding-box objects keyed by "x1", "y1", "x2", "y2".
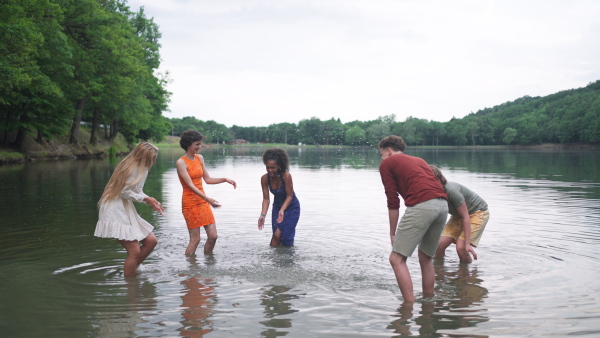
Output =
[
  {"x1": 95, "y1": 279, "x2": 157, "y2": 337},
  {"x1": 388, "y1": 301, "x2": 437, "y2": 337},
  {"x1": 2, "y1": 147, "x2": 600, "y2": 337},
  {"x1": 259, "y1": 285, "x2": 301, "y2": 337},
  {"x1": 178, "y1": 257, "x2": 217, "y2": 337},
  {"x1": 433, "y1": 261, "x2": 489, "y2": 336},
  {"x1": 387, "y1": 262, "x2": 489, "y2": 337}
]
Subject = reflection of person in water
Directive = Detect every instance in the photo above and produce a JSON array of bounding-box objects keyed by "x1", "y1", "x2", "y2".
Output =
[
  {"x1": 387, "y1": 301, "x2": 436, "y2": 337},
  {"x1": 387, "y1": 263, "x2": 489, "y2": 336},
  {"x1": 179, "y1": 274, "x2": 217, "y2": 337},
  {"x1": 259, "y1": 285, "x2": 301, "y2": 337},
  {"x1": 96, "y1": 280, "x2": 157, "y2": 336},
  {"x1": 435, "y1": 261, "x2": 488, "y2": 309}
]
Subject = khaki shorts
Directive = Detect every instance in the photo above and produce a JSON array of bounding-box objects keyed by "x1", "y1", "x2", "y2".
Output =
[
  {"x1": 441, "y1": 209, "x2": 490, "y2": 246},
  {"x1": 393, "y1": 198, "x2": 449, "y2": 258}
]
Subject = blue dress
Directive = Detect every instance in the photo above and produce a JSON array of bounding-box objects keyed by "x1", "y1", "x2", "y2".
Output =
[{"x1": 267, "y1": 174, "x2": 301, "y2": 246}]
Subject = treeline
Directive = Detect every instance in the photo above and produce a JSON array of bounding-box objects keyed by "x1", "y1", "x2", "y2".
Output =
[
  {"x1": 167, "y1": 80, "x2": 600, "y2": 146},
  {"x1": 1, "y1": 0, "x2": 171, "y2": 151}
]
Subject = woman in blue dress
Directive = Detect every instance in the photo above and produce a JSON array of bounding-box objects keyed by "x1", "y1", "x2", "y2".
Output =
[{"x1": 258, "y1": 148, "x2": 300, "y2": 246}]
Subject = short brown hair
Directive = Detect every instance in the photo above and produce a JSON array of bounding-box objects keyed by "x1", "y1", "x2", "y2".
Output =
[
  {"x1": 429, "y1": 165, "x2": 447, "y2": 186},
  {"x1": 378, "y1": 135, "x2": 406, "y2": 152},
  {"x1": 179, "y1": 130, "x2": 204, "y2": 150}
]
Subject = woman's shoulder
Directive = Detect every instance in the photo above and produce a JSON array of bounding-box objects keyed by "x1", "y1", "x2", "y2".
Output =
[{"x1": 280, "y1": 171, "x2": 294, "y2": 183}]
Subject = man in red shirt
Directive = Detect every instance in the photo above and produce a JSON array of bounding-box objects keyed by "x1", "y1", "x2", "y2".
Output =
[{"x1": 379, "y1": 135, "x2": 448, "y2": 303}]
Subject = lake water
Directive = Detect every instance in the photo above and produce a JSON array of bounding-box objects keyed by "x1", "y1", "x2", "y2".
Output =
[{"x1": 1, "y1": 146, "x2": 599, "y2": 337}]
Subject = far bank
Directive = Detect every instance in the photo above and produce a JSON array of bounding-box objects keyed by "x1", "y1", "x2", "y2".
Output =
[{"x1": 1, "y1": 132, "x2": 597, "y2": 165}]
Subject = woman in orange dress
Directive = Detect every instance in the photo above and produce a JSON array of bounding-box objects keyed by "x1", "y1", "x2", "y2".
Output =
[{"x1": 176, "y1": 130, "x2": 236, "y2": 256}]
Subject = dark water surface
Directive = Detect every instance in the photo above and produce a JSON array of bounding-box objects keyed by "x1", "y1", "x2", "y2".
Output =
[{"x1": 1, "y1": 146, "x2": 599, "y2": 337}]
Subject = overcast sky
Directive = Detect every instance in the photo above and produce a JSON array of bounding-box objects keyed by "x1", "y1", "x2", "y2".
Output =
[{"x1": 127, "y1": 0, "x2": 600, "y2": 127}]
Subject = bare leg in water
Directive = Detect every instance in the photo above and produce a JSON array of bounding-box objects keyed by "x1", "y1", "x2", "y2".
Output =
[
  {"x1": 270, "y1": 228, "x2": 282, "y2": 247},
  {"x1": 118, "y1": 232, "x2": 158, "y2": 277}
]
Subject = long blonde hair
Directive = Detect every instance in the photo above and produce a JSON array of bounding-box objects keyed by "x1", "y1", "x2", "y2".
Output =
[{"x1": 98, "y1": 142, "x2": 159, "y2": 205}]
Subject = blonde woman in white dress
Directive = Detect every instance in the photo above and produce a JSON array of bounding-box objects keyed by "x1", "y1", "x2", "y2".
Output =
[{"x1": 95, "y1": 142, "x2": 165, "y2": 277}]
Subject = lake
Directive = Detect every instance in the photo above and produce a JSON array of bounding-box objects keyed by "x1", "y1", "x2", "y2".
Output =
[{"x1": 1, "y1": 146, "x2": 599, "y2": 337}]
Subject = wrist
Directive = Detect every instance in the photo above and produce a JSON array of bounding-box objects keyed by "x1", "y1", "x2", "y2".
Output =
[{"x1": 260, "y1": 214, "x2": 266, "y2": 217}]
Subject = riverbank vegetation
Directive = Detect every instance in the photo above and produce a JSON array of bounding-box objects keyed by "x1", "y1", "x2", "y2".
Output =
[
  {"x1": 167, "y1": 80, "x2": 600, "y2": 147},
  {"x1": 2, "y1": 1, "x2": 599, "y2": 164},
  {"x1": 1, "y1": 0, "x2": 171, "y2": 154}
]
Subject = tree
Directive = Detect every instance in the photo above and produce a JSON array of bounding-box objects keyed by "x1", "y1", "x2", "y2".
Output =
[
  {"x1": 345, "y1": 125, "x2": 366, "y2": 146},
  {"x1": 503, "y1": 127, "x2": 517, "y2": 145},
  {"x1": 366, "y1": 123, "x2": 391, "y2": 146},
  {"x1": 0, "y1": 0, "x2": 72, "y2": 150},
  {"x1": 298, "y1": 117, "x2": 324, "y2": 145}
]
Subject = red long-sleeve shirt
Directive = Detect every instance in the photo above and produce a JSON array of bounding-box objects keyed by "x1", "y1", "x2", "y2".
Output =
[{"x1": 379, "y1": 153, "x2": 447, "y2": 208}]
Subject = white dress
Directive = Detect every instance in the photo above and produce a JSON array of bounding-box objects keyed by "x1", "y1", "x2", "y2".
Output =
[{"x1": 94, "y1": 168, "x2": 154, "y2": 241}]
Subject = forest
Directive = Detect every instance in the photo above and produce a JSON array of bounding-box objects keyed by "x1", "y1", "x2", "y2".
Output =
[
  {"x1": 2, "y1": 1, "x2": 599, "y2": 150},
  {"x1": 1, "y1": 0, "x2": 171, "y2": 151},
  {"x1": 168, "y1": 80, "x2": 600, "y2": 146}
]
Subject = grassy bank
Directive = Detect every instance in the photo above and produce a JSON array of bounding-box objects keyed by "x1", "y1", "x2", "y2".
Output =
[
  {"x1": 0, "y1": 128, "x2": 130, "y2": 164},
  {"x1": 3, "y1": 131, "x2": 596, "y2": 165}
]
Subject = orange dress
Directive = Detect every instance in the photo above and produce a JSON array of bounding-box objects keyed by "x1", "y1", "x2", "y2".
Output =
[{"x1": 179, "y1": 154, "x2": 215, "y2": 228}]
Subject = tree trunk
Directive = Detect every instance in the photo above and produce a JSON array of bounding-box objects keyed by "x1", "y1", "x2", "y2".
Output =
[
  {"x1": 109, "y1": 120, "x2": 119, "y2": 141},
  {"x1": 69, "y1": 98, "x2": 86, "y2": 146},
  {"x1": 15, "y1": 115, "x2": 29, "y2": 153},
  {"x1": 89, "y1": 106, "x2": 100, "y2": 145},
  {"x1": 36, "y1": 129, "x2": 43, "y2": 144}
]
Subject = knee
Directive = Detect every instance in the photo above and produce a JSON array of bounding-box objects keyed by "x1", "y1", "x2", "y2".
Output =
[
  {"x1": 145, "y1": 234, "x2": 158, "y2": 248},
  {"x1": 207, "y1": 233, "x2": 218, "y2": 242},
  {"x1": 418, "y1": 251, "x2": 433, "y2": 266},
  {"x1": 389, "y1": 252, "x2": 404, "y2": 266},
  {"x1": 129, "y1": 246, "x2": 142, "y2": 259},
  {"x1": 189, "y1": 235, "x2": 201, "y2": 245}
]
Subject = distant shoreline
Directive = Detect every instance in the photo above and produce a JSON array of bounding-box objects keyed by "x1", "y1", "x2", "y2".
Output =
[{"x1": 1, "y1": 137, "x2": 597, "y2": 165}]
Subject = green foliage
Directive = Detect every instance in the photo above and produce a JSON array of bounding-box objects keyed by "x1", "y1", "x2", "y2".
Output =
[
  {"x1": 1, "y1": 0, "x2": 598, "y2": 150},
  {"x1": 168, "y1": 117, "x2": 233, "y2": 143},
  {"x1": 0, "y1": 0, "x2": 171, "y2": 150},
  {"x1": 503, "y1": 127, "x2": 517, "y2": 145},
  {"x1": 170, "y1": 78, "x2": 600, "y2": 148},
  {"x1": 345, "y1": 125, "x2": 366, "y2": 146}
]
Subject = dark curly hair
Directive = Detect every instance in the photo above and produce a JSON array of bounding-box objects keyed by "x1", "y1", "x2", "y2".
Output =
[
  {"x1": 378, "y1": 135, "x2": 406, "y2": 152},
  {"x1": 179, "y1": 130, "x2": 204, "y2": 150},
  {"x1": 262, "y1": 148, "x2": 290, "y2": 173}
]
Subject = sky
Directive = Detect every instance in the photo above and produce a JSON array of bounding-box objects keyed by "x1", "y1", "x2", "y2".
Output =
[{"x1": 126, "y1": 0, "x2": 600, "y2": 127}]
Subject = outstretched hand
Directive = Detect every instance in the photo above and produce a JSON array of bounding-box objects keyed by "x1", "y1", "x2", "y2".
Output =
[
  {"x1": 145, "y1": 197, "x2": 166, "y2": 216},
  {"x1": 225, "y1": 178, "x2": 237, "y2": 189}
]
